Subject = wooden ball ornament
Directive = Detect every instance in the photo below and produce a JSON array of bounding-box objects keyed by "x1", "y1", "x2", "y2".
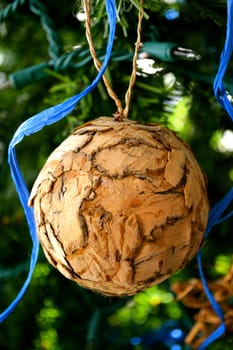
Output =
[{"x1": 29, "y1": 117, "x2": 209, "y2": 296}]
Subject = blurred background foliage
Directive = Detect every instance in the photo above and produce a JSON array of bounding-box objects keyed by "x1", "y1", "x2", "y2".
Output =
[{"x1": 0, "y1": 0, "x2": 233, "y2": 349}]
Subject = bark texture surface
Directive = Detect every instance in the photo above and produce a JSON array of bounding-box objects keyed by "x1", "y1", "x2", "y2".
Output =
[{"x1": 29, "y1": 117, "x2": 209, "y2": 296}]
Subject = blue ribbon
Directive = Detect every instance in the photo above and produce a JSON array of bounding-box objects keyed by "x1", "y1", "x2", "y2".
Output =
[
  {"x1": 214, "y1": 0, "x2": 233, "y2": 123},
  {"x1": 197, "y1": 0, "x2": 233, "y2": 348},
  {"x1": 0, "y1": 0, "x2": 117, "y2": 322}
]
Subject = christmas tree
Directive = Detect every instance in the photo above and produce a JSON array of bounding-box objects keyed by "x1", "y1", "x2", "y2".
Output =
[{"x1": 0, "y1": 0, "x2": 232, "y2": 349}]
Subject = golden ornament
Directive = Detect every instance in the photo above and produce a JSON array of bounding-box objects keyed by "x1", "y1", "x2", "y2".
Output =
[{"x1": 29, "y1": 117, "x2": 209, "y2": 296}]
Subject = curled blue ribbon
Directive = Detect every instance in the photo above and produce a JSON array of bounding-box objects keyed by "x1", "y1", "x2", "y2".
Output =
[
  {"x1": 197, "y1": 0, "x2": 233, "y2": 348},
  {"x1": 214, "y1": 0, "x2": 233, "y2": 123},
  {"x1": 0, "y1": 0, "x2": 117, "y2": 322}
]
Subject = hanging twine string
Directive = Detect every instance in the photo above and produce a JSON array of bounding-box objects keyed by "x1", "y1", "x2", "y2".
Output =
[
  {"x1": 83, "y1": 0, "x2": 124, "y2": 116},
  {"x1": 83, "y1": 0, "x2": 144, "y2": 119},
  {"x1": 123, "y1": 0, "x2": 144, "y2": 119}
]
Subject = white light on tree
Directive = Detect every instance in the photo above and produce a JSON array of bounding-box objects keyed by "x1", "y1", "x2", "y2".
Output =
[{"x1": 218, "y1": 130, "x2": 233, "y2": 153}]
